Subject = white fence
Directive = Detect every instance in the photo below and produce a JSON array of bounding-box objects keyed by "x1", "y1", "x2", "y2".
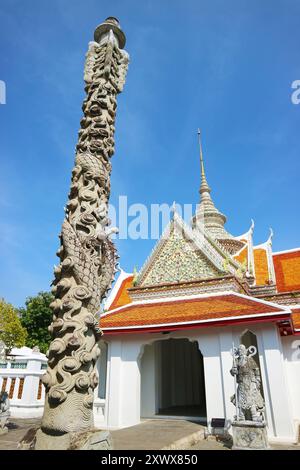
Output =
[
  {"x1": 0, "y1": 347, "x2": 47, "y2": 418},
  {"x1": 0, "y1": 346, "x2": 106, "y2": 426}
]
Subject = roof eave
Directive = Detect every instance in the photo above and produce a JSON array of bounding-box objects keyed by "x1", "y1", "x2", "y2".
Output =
[{"x1": 102, "y1": 311, "x2": 290, "y2": 335}]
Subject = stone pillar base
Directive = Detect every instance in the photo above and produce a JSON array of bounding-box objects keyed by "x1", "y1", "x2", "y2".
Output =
[
  {"x1": 19, "y1": 427, "x2": 113, "y2": 450},
  {"x1": 232, "y1": 420, "x2": 269, "y2": 450}
]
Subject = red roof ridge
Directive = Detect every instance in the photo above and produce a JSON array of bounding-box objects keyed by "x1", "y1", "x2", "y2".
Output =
[{"x1": 273, "y1": 247, "x2": 300, "y2": 256}]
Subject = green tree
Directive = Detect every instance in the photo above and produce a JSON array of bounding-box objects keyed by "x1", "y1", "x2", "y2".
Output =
[
  {"x1": 0, "y1": 298, "x2": 27, "y2": 352},
  {"x1": 19, "y1": 291, "x2": 54, "y2": 353}
]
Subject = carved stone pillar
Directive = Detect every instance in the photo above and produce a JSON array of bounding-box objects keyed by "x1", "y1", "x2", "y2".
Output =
[{"x1": 34, "y1": 17, "x2": 129, "y2": 450}]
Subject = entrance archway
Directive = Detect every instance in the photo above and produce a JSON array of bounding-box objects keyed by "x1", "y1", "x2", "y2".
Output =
[{"x1": 140, "y1": 338, "x2": 206, "y2": 422}]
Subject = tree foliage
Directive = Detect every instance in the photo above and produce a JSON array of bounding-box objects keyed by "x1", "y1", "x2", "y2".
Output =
[
  {"x1": 0, "y1": 298, "x2": 27, "y2": 352},
  {"x1": 19, "y1": 291, "x2": 54, "y2": 353}
]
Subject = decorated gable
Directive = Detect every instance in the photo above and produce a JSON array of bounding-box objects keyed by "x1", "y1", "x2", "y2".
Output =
[{"x1": 138, "y1": 221, "x2": 221, "y2": 287}]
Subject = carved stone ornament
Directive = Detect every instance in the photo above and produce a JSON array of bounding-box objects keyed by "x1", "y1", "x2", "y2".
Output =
[
  {"x1": 231, "y1": 420, "x2": 269, "y2": 450},
  {"x1": 34, "y1": 17, "x2": 129, "y2": 450}
]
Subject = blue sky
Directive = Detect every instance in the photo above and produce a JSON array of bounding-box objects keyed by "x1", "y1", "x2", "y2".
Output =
[{"x1": 0, "y1": 0, "x2": 300, "y2": 307}]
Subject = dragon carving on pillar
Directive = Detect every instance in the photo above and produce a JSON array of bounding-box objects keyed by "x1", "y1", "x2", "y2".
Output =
[{"x1": 37, "y1": 18, "x2": 129, "y2": 443}]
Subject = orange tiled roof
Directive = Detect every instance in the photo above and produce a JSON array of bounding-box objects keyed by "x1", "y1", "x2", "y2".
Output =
[
  {"x1": 273, "y1": 250, "x2": 300, "y2": 293},
  {"x1": 101, "y1": 293, "x2": 287, "y2": 331},
  {"x1": 254, "y1": 248, "x2": 269, "y2": 286},
  {"x1": 291, "y1": 307, "x2": 300, "y2": 331},
  {"x1": 234, "y1": 245, "x2": 248, "y2": 265},
  {"x1": 109, "y1": 275, "x2": 134, "y2": 310}
]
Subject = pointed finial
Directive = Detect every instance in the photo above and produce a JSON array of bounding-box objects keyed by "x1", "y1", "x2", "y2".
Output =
[
  {"x1": 268, "y1": 228, "x2": 274, "y2": 245},
  {"x1": 192, "y1": 129, "x2": 233, "y2": 243},
  {"x1": 197, "y1": 129, "x2": 205, "y2": 178},
  {"x1": 171, "y1": 201, "x2": 177, "y2": 217},
  {"x1": 197, "y1": 129, "x2": 210, "y2": 195},
  {"x1": 94, "y1": 17, "x2": 126, "y2": 48}
]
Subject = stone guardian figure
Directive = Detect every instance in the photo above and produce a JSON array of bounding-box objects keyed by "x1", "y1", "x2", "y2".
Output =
[
  {"x1": 230, "y1": 344, "x2": 268, "y2": 450},
  {"x1": 230, "y1": 344, "x2": 265, "y2": 422}
]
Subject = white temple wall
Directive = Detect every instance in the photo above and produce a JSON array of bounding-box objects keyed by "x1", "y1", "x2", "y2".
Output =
[
  {"x1": 260, "y1": 325, "x2": 295, "y2": 442},
  {"x1": 104, "y1": 339, "x2": 122, "y2": 429},
  {"x1": 98, "y1": 325, "x2": 298, "y2": 442},
  {"x1": 281, "y1": 335, "x2": 300, "y2": 428},
  {"x1": 0, "y1": 349, "x2": 46, "y2": 418},
  {"x1": 101, "y1": 330, "x2": 224, "y2": 430},
  {"x1": 218, "y1": 330, "x2": 236, "y2": 424},
  {"x1": 101, "y1": 336, "x2": 143, "y2": 429},
  {"x1": 230, "y1": 323, "x2": 296, "y2": 442},
  {"x1": 196, "y1": 331, "x2": 225, "y2": 421},
  {"x1": 93, "y1": 341, "x2": 108, "y2": 427},
  {"x1": 119, "y1": 340, "x2": 142, "y2": 428}
]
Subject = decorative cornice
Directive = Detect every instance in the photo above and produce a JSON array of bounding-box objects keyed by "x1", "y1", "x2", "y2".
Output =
[
  {"x1": 261, "y1": 291, "x2": 300, "y2": 306},
  {"x1": 128, "y1": 275, "x2": 247, "y2": 302},
  {"x1": 249, "y1": 283, "x2": 277, "y2": 297}
]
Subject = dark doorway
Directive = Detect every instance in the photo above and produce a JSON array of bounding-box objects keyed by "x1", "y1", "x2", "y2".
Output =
[{"x1": 157, "y1": 338, "x2": 206, "y2": 421}]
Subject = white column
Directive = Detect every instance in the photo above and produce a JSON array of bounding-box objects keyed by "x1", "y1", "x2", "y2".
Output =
[
  {"x1": 261, "y1": 325, "x2": 295, "y2": 441},
  {"x1": 155, "y1": 340, "x2": 162, "y2": 413},
  {"x1": 21, "y1": 358, "x2": 41, "y2": 407},
  {"x1": 119, "y1": 340, "x2": 142, "y2": 428},
  {"x1": 256, "y1": 329, "x2": 275, "y2": 436},
  {"x1": 93, "y1": 342, "x2": 108, "y2": 428},
  {"x1": 106, "y1": 340, "x2": 122, "y2": 429},
  {"x1": 198, "y1": 333, "x2": 225, "y2": 425},
  {"x1": 140, "y1": 343, "x2": 156, "y2": 417},
  {"x1": 281, "y1": 336, "x2": 300, "y2": 421}
]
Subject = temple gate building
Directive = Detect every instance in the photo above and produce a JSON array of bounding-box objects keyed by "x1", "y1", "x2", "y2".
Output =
[{"x1": 94, "y1": 137, "x2": 300, "y2": 444}]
